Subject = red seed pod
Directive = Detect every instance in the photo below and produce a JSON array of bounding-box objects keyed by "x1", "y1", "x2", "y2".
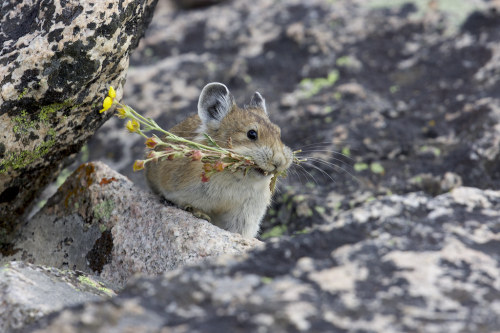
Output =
[
  {"x1": 201, "y1": 173, "x2": 210, "y2": 182},
  {"x1": 214, "y1": 161, "x2": 225, "y2": 172},
  {"x1": 191, "y1": 150, "x2": 203, "y2": 161},
  {"x1": 203, "y1": 163, "x2": 213, "y2": 173},
  {"x1": 145, "y1": 137, "x2": 159, "y2": 149}
]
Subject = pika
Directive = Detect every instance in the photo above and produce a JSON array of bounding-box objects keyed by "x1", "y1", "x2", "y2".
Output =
[{"x1": 145, "y1": 82, "x2": 293, "y2": 238}]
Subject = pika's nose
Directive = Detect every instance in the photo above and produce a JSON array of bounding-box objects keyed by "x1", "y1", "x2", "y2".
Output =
[
  {"x1": 272, "y1": 151, "x2": 291, "y2": 172},
  {"x1": 272, "y1": 157, "x2": 285, "y2": 171}
]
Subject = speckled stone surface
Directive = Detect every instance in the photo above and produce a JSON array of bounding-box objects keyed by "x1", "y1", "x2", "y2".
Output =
[
  {"x1": 0, "y1": 261, "x2": 115, "y2": 332},
  {"x1": 0, "y1": 0, "x2": 158, "y2": 245},
  {"x1": 0, "y1": 162, "x2": 261, "y2": 288},
  {"x1": 25, "y1": 187, "x2": 500, "y2": 332}
]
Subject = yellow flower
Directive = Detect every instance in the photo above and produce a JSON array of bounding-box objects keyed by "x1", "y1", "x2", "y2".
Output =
[
  {"x1": 126, "y1": 119, "x2": 140, "y2": 133},
  {"x1": 108, "y1": 86, "x2": 116, "y2": 99},
  {"x1": 100, "y1": 96, "x2": 113, "y2": 113},
  {"x1": 133, "y1": 160, "x2": 145, "y2": 172},
  {"x1": 116, "y1": 107, "x2": 127, "y2": 119}
]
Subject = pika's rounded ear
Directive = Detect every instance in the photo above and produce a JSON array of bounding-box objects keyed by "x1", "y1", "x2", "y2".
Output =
[
  {"x1": 250, "y1": 91, "x2": 267, "y2": 114},
  {"x1": 198, "y1": 82, "x2": 233, "y2": 127}
]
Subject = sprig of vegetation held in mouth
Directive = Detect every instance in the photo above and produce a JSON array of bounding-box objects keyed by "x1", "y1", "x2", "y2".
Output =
[{"x1": 99, "y1": 87, "x2": 304, "y2": 192}]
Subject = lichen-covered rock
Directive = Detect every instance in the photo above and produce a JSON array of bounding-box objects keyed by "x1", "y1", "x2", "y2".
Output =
[
  {"x1": 0, "y1": 261, "x2": 115, "y2": 332},
  {"x1": 25, "y1": 187, "x2": 500, "y2": 332},
  {"x1": 0, "y1": 162, "x2": 261, "y2": 287},
  {"x1": 0, "y1": 0, "x2": 158, "y2": 246}
]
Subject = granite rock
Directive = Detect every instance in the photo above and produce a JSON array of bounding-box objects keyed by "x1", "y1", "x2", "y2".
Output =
[
  {"x1": 0, "y1": 261, "x2": 115, "y2": 332},
  {"x1": 0, "y1": 0, "x2": 158, "y2": 245},
  {"x1": 26, "y1": 187, "x2": 500, "y2": 332},
  {"x1": 0, "y1": 162, "x2": 261, "y2": 288}
]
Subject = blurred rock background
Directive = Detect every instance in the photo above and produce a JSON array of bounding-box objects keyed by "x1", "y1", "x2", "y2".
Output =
[{"x1": 71, "y1": 0, "x2": 499, "y2": 238}]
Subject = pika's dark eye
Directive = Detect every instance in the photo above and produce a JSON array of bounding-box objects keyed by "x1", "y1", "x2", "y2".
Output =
[{"x1": 247, "y1": 129, "x2": 258, "y2": 140}]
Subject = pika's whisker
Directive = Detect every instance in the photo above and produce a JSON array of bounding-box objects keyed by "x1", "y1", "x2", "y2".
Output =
[
  {"x1": 300, "y1": 161, "x2": 337, "y2": 184},
  {"x1": 306, "y1": 157, "x2": 360, "y2": 184},
  {"x1": 293, "y1": 164, "x2": 320, "y2": 185},
  {"x1": 298, "y1": 150, "x2": 355, "y2": 162}
]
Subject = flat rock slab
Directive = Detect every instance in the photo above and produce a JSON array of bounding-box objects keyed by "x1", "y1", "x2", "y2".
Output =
[
  {"x1": 0, "y1": 162, "x2": 261, "y2": 288},
  {"x1": 26, "y1": 187, "x2": 500, "y2": 332},
  {"x1": 0, "y1": 261, "x2": 115, "y2": 332}
]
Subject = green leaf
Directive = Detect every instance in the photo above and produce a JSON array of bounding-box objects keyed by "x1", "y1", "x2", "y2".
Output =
[{"x1": 203, "y1": 133, "x2": 222, "y2": 148}]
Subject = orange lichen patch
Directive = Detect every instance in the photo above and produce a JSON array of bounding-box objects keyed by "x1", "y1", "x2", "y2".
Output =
[
  {"x1": 99, "y1": 177, "x2": 117, "y2": 186},
  {"x1": 64, "y1": 163, "x2": 96, "y2": 208}
]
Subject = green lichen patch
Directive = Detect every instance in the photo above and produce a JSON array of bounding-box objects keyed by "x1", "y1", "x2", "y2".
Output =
[
  {"x1": 93, "y1": 199, "x2": 115, "y2": 222},
  {"x1": 1, "y1": 100, "x2": 77, "y2": 174},
  {"x1": 354, "y1": 162, "x2": 369, "y2": 172},
  {"x1": 370, "y1": 162, "x2": 385, "y2": 175},
  {"x1": 77, "y1": 275, "x2": 115, "y2": 297},
  {"x1": 12, "y1": 110, "x2": 37, "y2": 135},
  {"x1": 314, "y1": 206, "x2": 326, "y2": 215},
  {"x1": 336, "y1": 55, "x2": 352, "y2": 67},
  {"x1": 260, "y1": 276, "x2": 273, "y2": 284},
  {"x1": 354, "y1": 162, "x2": 385, "y2": 174},
  {"x1": 293, "y1": 228, "x2": 311, "y2": 236},
  {"x1": 17, "y1": 87, "x2": 29, "y2": 100},
  {"x1": 341, "y1": 146, "x2": 351, "y2": 157},
  {"x1": 419, "y1": 145, "x2": 442, "y2": 157},
  {"x1": 299, "y1": 70, "x2": 340, "y2": 98},
  {"x1": 261, "y1": 225, "x2": 287, "y2": 239},
  {"x1": 12, "y1": 100, "x2": 73, "y2": 135},
  {"x1": 0, "y1": 128, "x2": 57, "y2": 173}
]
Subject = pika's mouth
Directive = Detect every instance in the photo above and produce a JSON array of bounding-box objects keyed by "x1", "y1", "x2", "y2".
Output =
[{"x1": 254, "y1": 167, "x2": 270, "y2": 176}]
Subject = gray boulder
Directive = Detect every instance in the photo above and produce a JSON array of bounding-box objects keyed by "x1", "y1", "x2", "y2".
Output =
[
  {"x1": 0, "y1": 0, "x2": 158, "y2": 245},
  {"x1": 1, "y1": 161, "x2": 261, "y2": 288},
  {"x1": 25, "y1": 187, "x2": 500, "y2": 332},
  {"x1": 0, "y1": 261, "x2": 115, "y2": 332}
]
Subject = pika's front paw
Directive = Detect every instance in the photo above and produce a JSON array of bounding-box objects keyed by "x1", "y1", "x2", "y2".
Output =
[{"x1": 183, "y1": 205, "x2": 211, "y2": 222}]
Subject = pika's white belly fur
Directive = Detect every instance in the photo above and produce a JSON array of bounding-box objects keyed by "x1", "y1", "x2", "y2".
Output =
[{"x1": 159, "y1": 171, "x2": 272, "y2": 238}]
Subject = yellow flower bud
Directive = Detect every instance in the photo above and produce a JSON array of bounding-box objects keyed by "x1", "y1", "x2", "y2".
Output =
[
  {"x1": 100, "y1": 96, "x2": 113, "y2": 113},
  {"x1": 126, "y1": 119, "x2": 140, "y2": 133},
  {"x1": 108, "y1": 86, "x2": 116, "y2": 99},
  {"x1": 133, "y1": 160, "x2": 145, "y2": 172},
  {"x1": 145, "y1": 137, "x2": 159, "y2": 149}
]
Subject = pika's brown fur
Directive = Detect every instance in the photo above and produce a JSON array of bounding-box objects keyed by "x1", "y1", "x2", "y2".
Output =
[{"x1": 146, "y1": 83, "x2": 292, "y2": 238}]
